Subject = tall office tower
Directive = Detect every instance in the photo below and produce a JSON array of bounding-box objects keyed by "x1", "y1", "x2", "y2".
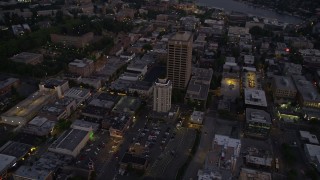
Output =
[
  {"x1": 167, "y1": 31, "x2": 193, "y2": 89},
  {"x1": 153, "y1": 78, "x2": 172, "y2": 112}
]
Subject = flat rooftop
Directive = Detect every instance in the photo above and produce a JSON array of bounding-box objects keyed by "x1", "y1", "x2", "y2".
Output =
[
  {"x1": 112, "y1": 96, "x2": 141, "y2": 115},
  {"x1": 50, "y1": 129, "x2": 89, "y2": 152},
  {"x1": 109, "y1": 114, "x2": 131, "y2": 130},
  {"x1": 273, "y1": 75, "x2": 296, "y2": 91},
  {"x1": 71, "y1": 119, "x2": 99, "y2": 131},
  {"x1": 244, "y1": 89, "x2": 267, "y2": 107},
  {"x1": 0, "y1": 141, "x2": 32, "y2": 159},
  {"x1": 246, "y1": 108, "x2": 271, "y2": 124},
  {"x1": 69, "y1": 58, "x2": 93, "y2": 68},
  {"x1": 130, "y1": 81, "x2": 153, "y2": 91},
  {"x1": 239, "y1": 168, "x2": 272, "y2": 180},
  {"x1": 13, "y1": 152, "x2": 71, "y2": 180},
  {"x1": 0, "y1": 154, "x2": 16, "y2": 173},
  {"x1": 65, "y1": 87, "x2": 91, "y2": 99},
  {"x1": 10, "y1": 52, "x2": 43, "y2": 63},
  {"x1": 40, "y1": 78, "x2": 68, "y2": 88},
  {"x1": 300, "y1": 131, "x2": 319, "y2": 144},
  {"x1": 292, "y1": 75, "x2": 320, "y2": 103},
  {"x1": 305, "y1": 144, "x2": 320, "y2": 158},
  {"x1": 1, "y1": 90, "x2": 55, "y2": 121},
  {"x1": 0, "y1": 78, "x2": 19, "y2": 89},
  {"x1": 169, "y1": 31, "x2": 193, "y2": 42}
]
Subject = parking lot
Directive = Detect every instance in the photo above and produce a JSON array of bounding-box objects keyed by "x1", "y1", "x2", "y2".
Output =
[{"x1": 74, "y1": 130, "x2": 121, "y2": 174}]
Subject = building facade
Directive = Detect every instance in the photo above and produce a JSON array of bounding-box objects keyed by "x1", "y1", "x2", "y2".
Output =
[
  {"x1": 153, "y1": 78, "x2": 172, "y2": 113},
  {"x1": 167, "y1": 31, "x2": 193, "y2": 89}
]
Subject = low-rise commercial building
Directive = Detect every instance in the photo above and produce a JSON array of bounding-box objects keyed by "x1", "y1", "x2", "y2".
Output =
[
  {"x1": 211, "y1": 134, "x2": 241, "y2": 178},
  {"x1": 272, "y1": 75, "x2": 297, "y2": 103},
  {"x1": 64, "y1": 87, "x2": 91, "y2": 107},
  {"x1": 244, "y1": 155, "x2": 272, "y2": 169},
  {"x1": 108, "y1": 114, "x2": 132, "y2": 138},
  {"x1": 292, "y1": 75, "x2": 320, "y2": 109},
  {"x1": 185, "y1": 68, "x2": 213, "y2": 107},
  {"x1": 244, "y1": 89, "x2": 268, "y2": 109},
  {"x1": 10, "y1": 52, "x2": 43, "y2": 65},
  {"x1": 12, "y1": 152, "x2": 71, "y2": 180},
  {"x1": 0, "y1": 154, "x2": 17, "y2": 179},
  {"x1": 68, "y1": 58, "x2": 95, "y2": 77},
  {"x1": 304, "y1": 144, "x2": 320, "y2": 163},
  {"x1": 0, "y1": 78, "x2": 19, "y2": 95},
  {"x1": 71, "y1": 119, "x2": 99, "y2": 132},
  {"x1": 112, "y1": 96, "x2": 141, "y2": 115},
  {"x1": 239, "y1": 168, "x2": 271, "y2": 180},
  {"x1": 22, "y1": 116, "x2": 56, "y2": 136},
  {"x1": 0, "y1": 141, "x2": 33, "y2": 161},
  {"x1": 129, "y1": 81, "x2": 154, "y2": 99},
  {"x1": 228, "y1": 26, "x2": 251, "y2": 43},
  {"x1": 48, "y1": 128, "x2": 90, "y2": 157},
  {"x1": 244, "y1": 55, "x2": 254, "y2": 65},
  {"x1": 39, "y1": 79, "x2": 69, "y2": 98},
  {"x1": 50, "y1": 32, "x2": 94, "y2": 48},
  {"x1": 300, "y1": 131, "x2": 319, "y2": 144},
  {"x1": 245, "y1": 108, "x2": 271, "y2": 139},
  {"x1": 190, "y1": 111, "x2": 205, "y2": 124},
  {"x1": 283, "y1": 62, "x2": 302, "y2": 75},
  {"x1": 1, "y1": 90, "x2": 55, "y2": 125},
  {"x1": 38, "y1": 97, "x2": 76, "y2": 121}
]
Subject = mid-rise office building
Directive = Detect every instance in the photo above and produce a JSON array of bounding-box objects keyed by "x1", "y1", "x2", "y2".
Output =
[
  {"x1": 167, "y1": 31, "x2": 193, "y2": 89},
  {"x1": 272, "y1": 75, "x2": 297, "y2": 101},
  {"x1": 153, "y1": 78, "x2": 172, "y2": 113}
]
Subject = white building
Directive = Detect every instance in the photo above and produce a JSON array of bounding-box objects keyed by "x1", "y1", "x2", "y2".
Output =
[
  {"x1": 153, "y1": 78, "x2": 172, "y2": 113},
  {"x1": 244, "y1": 89, "x2": 268, "y2": 108},
  {"x1": 190, "y1": 111, "x2": 205, "y2": 124},
  {"x1": 48, "y1": 128, "x2": 90, "y2": 157}
]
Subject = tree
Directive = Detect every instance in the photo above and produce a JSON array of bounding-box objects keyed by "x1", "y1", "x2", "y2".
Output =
[{"x1": 142, "y1": 43, "x2": 153, "y2": 51}]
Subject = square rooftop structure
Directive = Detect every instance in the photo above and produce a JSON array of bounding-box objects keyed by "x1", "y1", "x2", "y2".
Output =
[
  {"x1": 244, "y1": 89, "x2": 268, "y2": 108},
  {"x1": 10, "y1": 52, "x2": 43, "y2": 65},
  {"x1": 246, "y1": 108, "x2": 271, "y2": 124},
  {"x1": 190, "y1": 111, "x2": 205, "y2": 124},
  {"x1": 48, "y1": 128, "x2": 90, "y2": 157},
  {"x1": 0, "y1": 141, "x2": 32, "y2": 160},
  {"x1": 300, "y1": 131, "x2": 319, "y2": 144}
]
